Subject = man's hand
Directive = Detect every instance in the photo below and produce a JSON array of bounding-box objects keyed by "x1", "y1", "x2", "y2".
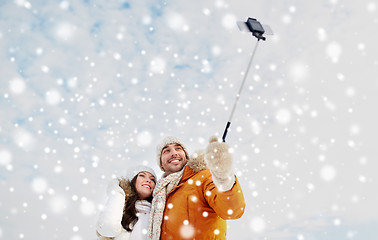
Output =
[{"x1": 205, "y1": 136, "x2": 235, "y2": 192}]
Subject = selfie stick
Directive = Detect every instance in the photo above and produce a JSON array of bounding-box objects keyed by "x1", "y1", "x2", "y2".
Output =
[{"x1": 222, "y1": 18, "x2": 272, "y2": 142}]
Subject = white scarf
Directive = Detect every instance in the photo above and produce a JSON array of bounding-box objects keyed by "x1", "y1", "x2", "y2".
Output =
[
  {"x1": 147, "y1": 168, "x2": 185, "y2": 240},
  {"x1": 135, "y1": 200, "x2": 151, "y2": 214},
  {"x1": 129, "y1": 200, "x2": 151, "y2": 240}
]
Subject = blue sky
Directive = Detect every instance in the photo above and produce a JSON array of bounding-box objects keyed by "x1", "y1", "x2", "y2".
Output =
[{"x1": 1, "y1": 0, "x2": 378, "y2": 239}]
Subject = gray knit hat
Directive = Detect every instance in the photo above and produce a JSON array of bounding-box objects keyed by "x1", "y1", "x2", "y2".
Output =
[{"x1": 156, "y1": 136, "x2": 189, "y2": 171}]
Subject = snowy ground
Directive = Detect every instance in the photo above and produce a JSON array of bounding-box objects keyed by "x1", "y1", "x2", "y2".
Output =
[{"x1": 1, "y1": 0, "x2": 378, "y2": 239}]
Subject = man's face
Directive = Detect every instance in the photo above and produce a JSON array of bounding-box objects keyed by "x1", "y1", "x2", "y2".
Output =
[{"x1": 160, "y1": 143, "x2": 187, "y2": 176}]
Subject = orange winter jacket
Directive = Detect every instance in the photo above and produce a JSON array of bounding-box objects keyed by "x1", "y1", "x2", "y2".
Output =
[{"x1": 160, "y1": 165, "x2": 245, "y2": 240}]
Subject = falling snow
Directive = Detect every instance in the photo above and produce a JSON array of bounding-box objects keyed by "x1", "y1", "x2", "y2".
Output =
[
  {"x1": 250, "y1": 217, "x2": 266, "y2": 233},
  {"x1": 1, "y1": 0, "x2": 378, "y2": 240},
  {"x1": 9, "y1": 78, "x2": 26, "y2": 94}
]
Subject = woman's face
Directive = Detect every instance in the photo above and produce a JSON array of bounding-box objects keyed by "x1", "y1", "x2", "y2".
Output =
[{"x1": 135, "y1": 171, "x2": 156, "y2": 200}]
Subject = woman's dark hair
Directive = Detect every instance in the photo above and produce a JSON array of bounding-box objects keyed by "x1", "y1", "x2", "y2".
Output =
[{"x1": 121, "y1": 174, "x2": 153, "y2": 231}]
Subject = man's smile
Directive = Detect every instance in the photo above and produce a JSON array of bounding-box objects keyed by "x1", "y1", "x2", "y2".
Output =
[{"x1": 169, "y1": 157, "x2": 181, "y2": 164}]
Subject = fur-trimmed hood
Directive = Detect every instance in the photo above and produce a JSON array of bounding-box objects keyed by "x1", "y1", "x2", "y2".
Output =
[
  {"x1": 117, "y1": 177, "x2": 134, "y2": 198},
  {"x1": 187, "y1": 149, "x2": 208, "y2": 173}
]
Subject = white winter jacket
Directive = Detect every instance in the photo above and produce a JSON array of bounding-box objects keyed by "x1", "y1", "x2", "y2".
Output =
[{"x1": 96, "y1": 179, "x2": 152, "y2": 240}]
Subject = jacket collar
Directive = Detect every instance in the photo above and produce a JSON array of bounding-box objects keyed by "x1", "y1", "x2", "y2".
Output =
[{"x1": 179, "y1": 165, "x2": 197, "y2": 184}]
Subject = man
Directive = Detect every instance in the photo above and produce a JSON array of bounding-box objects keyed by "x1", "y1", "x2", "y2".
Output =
[{"x1": 148, "y1": 136, "x2": 245, "y2": 240}]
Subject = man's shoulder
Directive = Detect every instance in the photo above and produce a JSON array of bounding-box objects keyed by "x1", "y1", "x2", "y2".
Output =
[{"x1": 184, "y1": 166, "x2": 211, "y2": 180}]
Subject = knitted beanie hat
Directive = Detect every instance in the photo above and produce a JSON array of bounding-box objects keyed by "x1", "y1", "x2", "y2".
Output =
[
  {"x1": 156, "y1": 136, "x2": 189, "y2": 171},
  {"x1": 126, "y1": 165, "x2": 157, "y2": 181}
]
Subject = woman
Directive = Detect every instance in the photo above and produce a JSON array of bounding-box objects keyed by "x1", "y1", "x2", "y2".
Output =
[{"x1": 96, "y1": 166, "x2": 157, "y2": 240}]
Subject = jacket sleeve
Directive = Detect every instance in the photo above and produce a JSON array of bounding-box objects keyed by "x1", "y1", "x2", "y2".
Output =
[
  {"x1": 203, "y1": 172, "x2": 245, "y2": 220},
  {"x1": 96, "y1": 179, "x2": 125, "y2": 237}
]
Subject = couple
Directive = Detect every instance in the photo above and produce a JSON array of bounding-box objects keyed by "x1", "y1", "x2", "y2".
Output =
[{"x1": 96, "y1": 136, "x2": 246, "y2": 240}]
